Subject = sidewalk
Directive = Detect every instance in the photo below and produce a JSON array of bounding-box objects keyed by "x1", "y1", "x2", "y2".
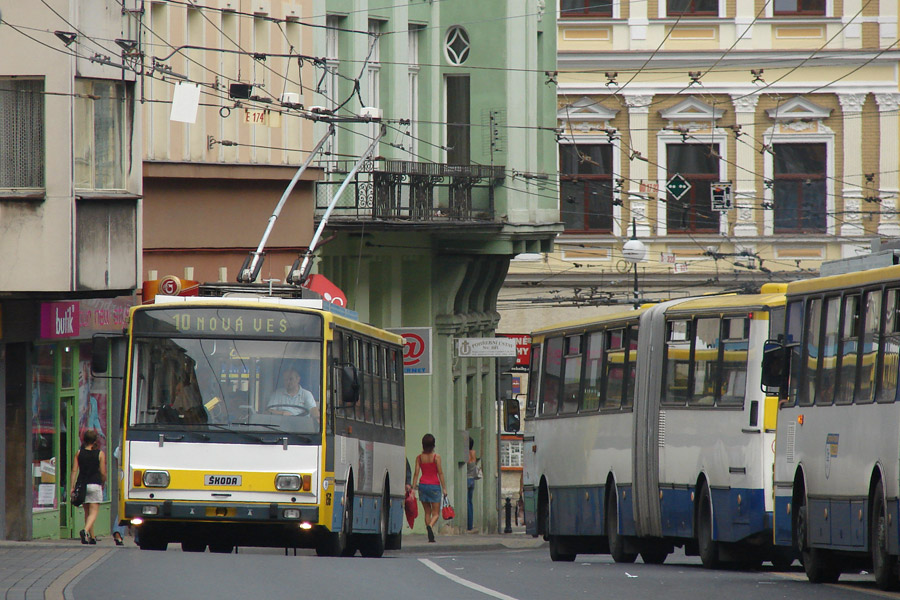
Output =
[{"x1": 395, "y1": 528, "x2": 546, "y2": 554}]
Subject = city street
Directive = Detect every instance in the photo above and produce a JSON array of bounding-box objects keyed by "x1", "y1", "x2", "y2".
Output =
[{"x1": 48, "y1": 540, "x2": 900, "y2": 600}]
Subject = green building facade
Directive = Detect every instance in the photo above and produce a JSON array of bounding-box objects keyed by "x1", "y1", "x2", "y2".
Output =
[{"x1": 312, "y1": 0, "x2": 560, "y2": 532}]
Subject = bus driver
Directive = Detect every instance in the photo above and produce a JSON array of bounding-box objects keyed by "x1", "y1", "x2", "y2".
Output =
[{"x1": 266, "y1": 366, "x2": 319, "y2": 419}]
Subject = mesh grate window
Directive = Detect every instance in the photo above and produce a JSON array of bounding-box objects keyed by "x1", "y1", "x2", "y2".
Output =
[{"x1": 0, "y1": 79, "x2": 45, "y2": 189}]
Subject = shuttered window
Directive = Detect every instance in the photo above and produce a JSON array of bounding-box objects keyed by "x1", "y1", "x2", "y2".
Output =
[{"x1": 0, "y1": 79, "x2": 44, "y2": 189}]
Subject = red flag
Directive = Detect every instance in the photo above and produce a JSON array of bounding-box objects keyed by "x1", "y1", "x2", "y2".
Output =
[{"x1": 302, "y1": 274, "x2": 348, "y2": 307}]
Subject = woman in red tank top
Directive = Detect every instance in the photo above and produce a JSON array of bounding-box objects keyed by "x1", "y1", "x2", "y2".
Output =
[{"x1": 412, "y1": 433, "x2": 446, "y2": 542}]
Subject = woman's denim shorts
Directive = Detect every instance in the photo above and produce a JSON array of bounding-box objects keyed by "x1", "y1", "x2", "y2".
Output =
[{"x1": 418, "y1": 483, "x2": 442, "y2": 503}]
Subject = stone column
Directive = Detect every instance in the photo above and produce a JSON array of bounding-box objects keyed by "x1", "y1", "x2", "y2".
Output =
[
  {"x1": 839, "y1": 94, "x2": 867, "y2": 237},
  {"x1": 624, "y1": 95, "x2": 653, "y2": 237},
  {"x1": 876, "y1": 93, "x2": 900, "y2": 236},
  {"x1": 731, "y1": 94, "x2": 759, "y2": 236}
]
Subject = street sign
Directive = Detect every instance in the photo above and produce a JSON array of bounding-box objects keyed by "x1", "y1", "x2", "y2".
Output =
[
  {"x1": 711, "y1": 182, "x2": 734, "y2": 211},
  {"x1": 456, "y1": 337, "x2": 517, "y2": 358},
  {"x1": 666, "y1": 173, "x2": 692, "y2": 201}
]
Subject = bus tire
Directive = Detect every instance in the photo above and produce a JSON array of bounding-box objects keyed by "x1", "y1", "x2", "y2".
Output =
[
  {"x1": 137, "y1": 527, "x2": 168, "y2": 551},
  {"x1": 697, "y1": 484, "x2": 719, "y2": 569},
  {"x1": 872, "y1": 481, "x2": 900, "y2": 590},
  {"x1": 796, "y1": 495, "x2": 839, "y2": 584},
  {"x1": 548, "y1": 536, "x2": 576, "y2": 562},
  {"x1": 640, "y1": 549, "x2": 669, "y2": 565},
  {"x1": 181, "y1": 541, "x2": 207, "y2": 552},
  {"x1": 359, "y1": 494, "x2": 388, "y2": 558},
  {"x1": 317, "y1": 488, "x2": 354, "y2": 557},
  {"x1": 607, "y1": 491, "x2": 637, "y2": 564}
]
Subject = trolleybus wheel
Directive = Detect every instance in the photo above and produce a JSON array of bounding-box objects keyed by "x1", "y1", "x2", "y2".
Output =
[
  {"x1": 872, "y1": 481, "x2": 900, "y2": 590},
  {"x1": 640, "y1": 549, "x2": 669, "y2": 565},
  {"x1": 181, "y1": 541, "x2": 207, "y2": 552},
  {"x1": 138, "y1": 528, "x2": 168, "y2": 552},
  {"x1": 796, "y1": 494, "x2": 839, "y2": 583},
  {"x1": 548, "y1": 536, "x2": 576, "y2": 562},
  {"x1": 697, "y1": 484, "x2": 719, "y2": 569},
  {"x1": 360, "y1": 493, "x2": 388, "y2": 558},
  {"x1": 607, "y1": 491, "x2": 637, "y2": 564},
  {"x1": 317, "y1": 487, "x2": 355, "y2": 557}
]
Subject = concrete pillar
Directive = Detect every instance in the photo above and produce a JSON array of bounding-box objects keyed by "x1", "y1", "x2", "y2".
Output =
[
  {"x1": 876, "y1": 94, "x2": 900, "y2": 236},
  {"x1": 838, "y1": 93, "x2": 867, "y2": 237},
  {"x1": 731, "y1": 94, "x2": 759, "y2": 236},
  {"x1": 625, "y1": 95, "x2": 653, "y2": 237}
]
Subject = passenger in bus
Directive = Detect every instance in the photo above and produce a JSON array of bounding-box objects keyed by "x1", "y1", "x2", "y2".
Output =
[{"x1": 266, "y1": 366, "x2": 319, "y2": 419}]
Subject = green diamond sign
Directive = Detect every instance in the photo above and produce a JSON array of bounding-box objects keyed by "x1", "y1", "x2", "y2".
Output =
[{"x1": 666, "y1": 173, "x2": 692, "y2": 201}]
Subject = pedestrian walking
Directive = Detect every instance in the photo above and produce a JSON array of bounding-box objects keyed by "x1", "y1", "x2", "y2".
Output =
[
  {"x1": 411, "y1": 433, "x2": 446, "y2": 542},
  {"x1": 70, "y1": 429, "x2": 106, "y2": 544},
  {"x1": 466, "y1": 436, "x2": 478, "y2": 531}
]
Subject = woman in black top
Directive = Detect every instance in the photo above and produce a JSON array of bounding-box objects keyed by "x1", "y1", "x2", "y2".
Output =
[{"x1": 70, "y1": 429, "x2": 107, "y2": 544}]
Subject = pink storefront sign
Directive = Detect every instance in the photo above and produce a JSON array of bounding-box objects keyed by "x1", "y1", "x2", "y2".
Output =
[{"x1": 40, "y1": 298, "x2": 134, "y2": 340}]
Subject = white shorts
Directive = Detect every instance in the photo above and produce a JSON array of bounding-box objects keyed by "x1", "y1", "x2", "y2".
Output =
[{"x1": 85, "y1": 484, "x2": 103, "y2": 503}]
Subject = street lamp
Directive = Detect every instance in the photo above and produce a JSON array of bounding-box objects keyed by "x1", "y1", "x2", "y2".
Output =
[{"x1": 622, "y1": 218, "x2": 647, "y2": 309}]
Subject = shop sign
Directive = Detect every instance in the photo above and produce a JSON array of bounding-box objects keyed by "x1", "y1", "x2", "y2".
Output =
[
  {"x1": 40, "y1": 297, "x2": 135, "y2": 339},
  {"x1": 387, "y1": 327, "x2": 432, "y2": 375},
  {"x1": 456, "y1": 337, "x2": 517, "y2": 358},
  {"x1": 496, "y1": 334, "x2": 532, "y2": 373}
]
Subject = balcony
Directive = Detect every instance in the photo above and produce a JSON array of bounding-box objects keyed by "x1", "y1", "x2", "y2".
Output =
[{"x1": 316, "y1": 160, "x2": 505, "y2": 226}]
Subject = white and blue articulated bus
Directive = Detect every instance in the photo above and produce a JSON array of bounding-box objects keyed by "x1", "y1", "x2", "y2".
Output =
[
  {"x1": 765, "y1": 262, "x2": 900, "y2": 589},
  {"x1": 98, "y1": 294, "x2": 405, "y2": 555},
  {"x1": 525, "y1": 287, "x2": 791, "y2": 567}
]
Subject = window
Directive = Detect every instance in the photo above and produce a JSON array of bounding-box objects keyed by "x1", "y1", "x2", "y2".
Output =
[
  {"x1": 836, "y1": 295, "x2": 860, "y2": 404},
  {"x1": 667, "y1": 0, "x2": 718, "y2": 16},
  {"x1": 667, "y1": 144, "x2": 719, "y2": 233},
  {"x1": 446, "y1": 75, "x2": 470, "y2": 165},
  {"x1": 858, "y1": 291, "x2": 881, "y2": 404},
  {"x1": 879, "y1": 290, "x2": 900, "y2": 403},
  {"x1": 663, "y1": 320, "x2": 692, "y2": 405},
  {"x1": 623, "y1": 326, "x2": 638, "y2": 409},
  {"x1": 526, "y1": 344, "x2": 542, "y2": 418},
  {"x1": 444, "y1": 26, "x2": 470, "y2": 65},
  {"x1": 603, "y1": 329, "x2": 625, "y2": 409},
  {"x1": 582, "y1": 332, "x2": 603, "y2": 411},
  {"x1": 786, "y1": 300, "x2": 803, "y2": 407},
  {"x1": 690, "y1": 318, "x2": 720, "y2": 406},
  {"x1": 0, "y1": 78, "x2": 44, "y2": 189},
  {"x1": 501, "y1": 438, "x2": 523, "y2": 468},
  {"x1": 801, "y1": 298, "x2": 822, "y2": 407},
  {"x1": 74, "y1": 80, "x2": 128, "y2": 191},
  {"x1": 774, "y1": 0, "x2": 825, "y2": 15},
  {"x1": 561, "y1": 0, "x2": 613, "y2": 17},
  {"x1": 560, "y1": 336, "x2": 583, "y2": 414},
  {"x1": 719, "y1": 317, "x2": 749, "y2": 406},
  {"x1": 774, "y1": 143, "x2": 826, "y2": 233},
  {"x1": 560, "y1": 144, "x2": 614, "y2": 233},
  {"x1": 541, "y1": 337, "x2": 563, "y2": 415},
  {"x1": 364, "y1": 21, "x2": 381, "y2": 108},
  {"x1": 817, "y1": 297, "x2": 840, "y2": 406}
]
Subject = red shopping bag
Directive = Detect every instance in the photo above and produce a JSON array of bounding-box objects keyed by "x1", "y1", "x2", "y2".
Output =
[
  {"x1": 441, "y1": 494, "x2": 455, "y2": 520},
  {"x1": 405, "y1": 489, "x2": 418, "y2": 528}
]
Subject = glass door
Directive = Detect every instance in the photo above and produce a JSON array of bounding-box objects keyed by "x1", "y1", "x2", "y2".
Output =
[{"x1": 58, "y1": 393, "x2": 77, "y2": 538}]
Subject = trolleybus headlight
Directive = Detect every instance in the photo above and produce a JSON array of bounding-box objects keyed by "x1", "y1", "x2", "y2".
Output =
[
  {"x1": 275, "y1": 474, "x2": 302, "y2": 491},
  {"x1": 283, "y1": 508, "x2": 301, "y2": 519},
  {"x1": 143, "y1": 470, "x2": 170, "y2": 488}
]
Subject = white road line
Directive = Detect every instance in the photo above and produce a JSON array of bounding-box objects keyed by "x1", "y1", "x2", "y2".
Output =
[{"x1": 418, "y1": 558, "x2": 520, "y2": 600}]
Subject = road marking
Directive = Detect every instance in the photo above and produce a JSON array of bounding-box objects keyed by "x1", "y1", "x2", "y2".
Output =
[{"x1": 418, "y1": 558, "x2": 520, "y2": 600}]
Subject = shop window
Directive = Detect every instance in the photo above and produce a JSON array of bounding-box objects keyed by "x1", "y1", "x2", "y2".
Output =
[
  {"x1": 560, "y1": 143, "x2": 614, "y2": 233},
  {"x1": 32, "y1": 346, "x2": 57, "y2": 512},
  {"x1": 667, "y1": 144, "x2": 720, "y2": 233},
  {"x1": 774, "y1": 0, "x2": 825, "y2": 15},
  {"x1": 561, "y1": 0, "x2": 613, "y2": 17},
  {"x1": 667, "y1": 0, "x2": 718, "y2": 17},
  {"x1": 773, "y1": 143, "x2": 826, "y2": 233}
]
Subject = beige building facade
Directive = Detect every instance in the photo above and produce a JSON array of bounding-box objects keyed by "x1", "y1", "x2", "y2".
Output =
[{"x1": 500, "y1": 0, "x2": 900, "y2": 333}]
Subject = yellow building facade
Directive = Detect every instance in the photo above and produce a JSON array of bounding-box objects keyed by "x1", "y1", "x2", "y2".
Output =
[{"x1": 500, "y1": 0, "x2": 900, "y2": 332}]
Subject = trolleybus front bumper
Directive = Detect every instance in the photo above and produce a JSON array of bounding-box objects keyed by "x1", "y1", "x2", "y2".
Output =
[{"x1": 124, "y1": 500, "x2": 319, "y2": 524}]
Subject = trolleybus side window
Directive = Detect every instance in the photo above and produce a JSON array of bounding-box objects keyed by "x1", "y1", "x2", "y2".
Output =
[
  {"x1": 719, "y1": 316, "x2": 749, "y2": 407},
  {"x1": 582, "y1": 331, "x2": 603, "y2": 411},
  {"x1": 836, "y1": 294, "x2": 860, "y2": 405},
  {"x1": 391, "y1": 347, "x2": 402, "y2": 427},
  {"x1": 817, "y1": 296, "x2": 840, "y2": 406},
  {"x1": 526, "y1": 343, "x2": 542, "y2": 418},
  {"x1": 800, "y1": 298, "x2": 822, "y2": 407},
  {"x1": 663, "y1": 320, "x2": 691, "y2": 406},
  {"x1": 623, "y1": 325, "x2": 638, "y2": 409},
  {"x1": 372, "y1": 343, "x2": 383, "y2": 425},
  {"x1": 859, "y1": 290, "x2": 881, "y2": 404},
  {"x1": 541, "y1": 337, "x2": 563, "y2": 415},
  {"x1": 690, "y1": 317, "x2": 720, "y2": 407},
  {"x1": 785, "y1": 300, "x2": 803, "y2": 407},
  {"x1": 604, "y1": 328, "x2": 625, "y2": 410},
  {"x1": 878, "y1": 289, "x2": 900, "y2": 404},
  {"x1": 561, "y1": 335, "x2": 583, "y2": 414}
]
